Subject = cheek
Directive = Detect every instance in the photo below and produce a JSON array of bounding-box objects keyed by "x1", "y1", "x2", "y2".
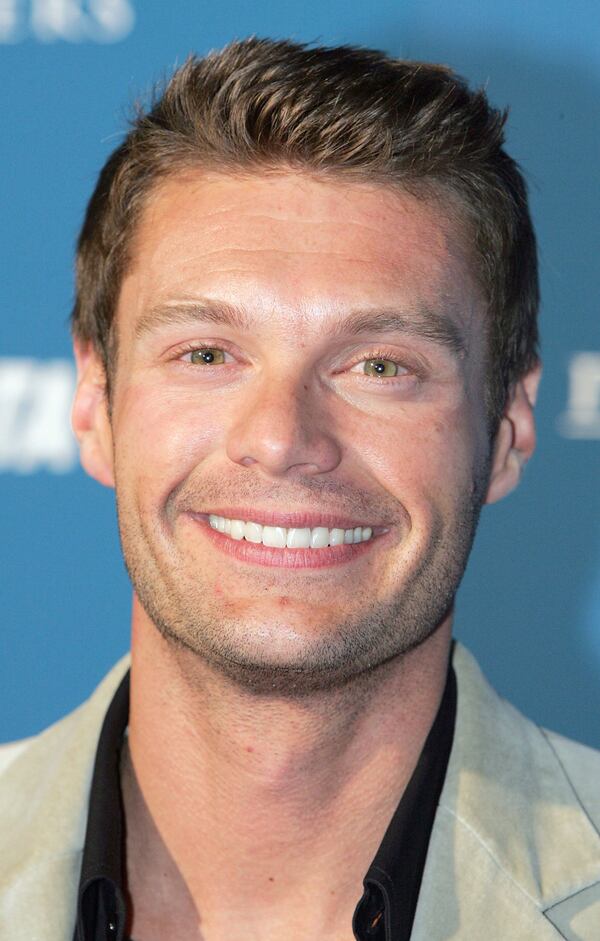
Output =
[
  {"x1": 356, "y1": 401, "x2": 481, "y2": 513},
  {"x1": 111, "y1": 383, "x2": 227, "y2": 500}
]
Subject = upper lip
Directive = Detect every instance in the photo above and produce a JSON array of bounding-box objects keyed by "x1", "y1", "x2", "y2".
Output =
[{"x1": 190, "y1": 509, "x2": 388, "y2": 530}]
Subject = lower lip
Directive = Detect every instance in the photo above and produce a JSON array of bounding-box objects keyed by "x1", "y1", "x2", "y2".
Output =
[{"x1": 188, "y1": 516, "x2": 382, "y2": 569}]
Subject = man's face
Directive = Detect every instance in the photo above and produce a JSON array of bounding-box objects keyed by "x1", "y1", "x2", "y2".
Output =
[{"x1": 92, "y1": 171, "x2": 495, "y2": 693}]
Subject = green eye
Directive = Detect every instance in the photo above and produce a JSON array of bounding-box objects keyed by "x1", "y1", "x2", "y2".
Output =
[
  {"x1": 363, "y1": 358, "x2": 398, "y2": 377},
  {"x1": 190, "y1": 348, "x2": 225, "y2": 365}
]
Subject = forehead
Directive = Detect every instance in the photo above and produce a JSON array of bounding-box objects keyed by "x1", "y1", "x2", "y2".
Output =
[{"x1": 118, "y1": 169, "x2": 482, "y2": 334}]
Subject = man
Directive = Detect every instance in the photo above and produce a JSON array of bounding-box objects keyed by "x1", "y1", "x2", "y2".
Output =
[{"x1": 1, "y1": 36, "x2": 599, "y2": 941}]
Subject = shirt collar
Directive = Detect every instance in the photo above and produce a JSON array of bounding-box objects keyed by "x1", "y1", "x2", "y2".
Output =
[
  {"x1": 75, "y1": 670, "x2": 129, "y2": 941},
  {"x1": 353, "y1": 662, "x2": 456, "y2": 939},
  {"x1": 75, "y1": 653, "x2": 456, "y2": 941}
]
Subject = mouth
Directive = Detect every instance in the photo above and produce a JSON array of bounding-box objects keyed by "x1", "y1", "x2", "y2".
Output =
[{"x1": 187, "y1": 510, "x2": 390, "y2": 569}]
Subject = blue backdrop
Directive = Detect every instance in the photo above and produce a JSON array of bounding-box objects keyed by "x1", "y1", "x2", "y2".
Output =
[{"x1": 1, "y1": 0, "x2": 599, "y2": 746}]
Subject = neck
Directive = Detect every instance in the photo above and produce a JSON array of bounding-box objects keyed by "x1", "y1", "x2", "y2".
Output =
[{"x1": 123, "y1": 603, "x2": 452, "y2": 941}]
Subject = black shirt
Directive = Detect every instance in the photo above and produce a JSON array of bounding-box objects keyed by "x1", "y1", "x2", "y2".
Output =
[{"x1": 75, "y1": 658, "x2": 456, "y2": 941}]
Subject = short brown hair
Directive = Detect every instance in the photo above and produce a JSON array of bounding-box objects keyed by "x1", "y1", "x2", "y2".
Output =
[{"x1": 71, "y1": 36, "x2": 539, "y2": 429}]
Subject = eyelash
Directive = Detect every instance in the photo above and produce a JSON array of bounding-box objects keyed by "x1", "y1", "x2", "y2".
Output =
[
  {"x1": 174, "y1": 343, "x2": 422, "y2": 382},
  {"x1": 346, "y1": 348, "x2": 417, "y2": 379},
  {"x1": 177, "y1": 342, "x2": 233, "y2": 360}
]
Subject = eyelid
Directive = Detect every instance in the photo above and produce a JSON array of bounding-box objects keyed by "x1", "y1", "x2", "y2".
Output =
[
  {"x1": 349, "y1": 358, "x2": 409, "y2": 375},
  {"x1": 167, "y1": 342, "x2": 425, "y2": 378},
  {"x1": 171, "y1": 341, "x2": 236, "y2": 363},
  {"x1": 345, "y1": 349, "x2": 425, "y2": 377}
]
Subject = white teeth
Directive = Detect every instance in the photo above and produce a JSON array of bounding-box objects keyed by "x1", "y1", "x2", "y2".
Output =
[
  {"x1": 244, "y1": 521, "x2": 263, "y2": 544},
  {"x1": 329, "y1": 528, "x2": 345, "y2": 546},
  {"x1": 311, "y1": 527, "x2": 330, "y2": 549},
  {"x1": 262, "y1": 526, "x2": 287, "y2": 548},
  {"x1": 230, "y1": 519, "x2": 245, "y2": 540},
  {"x1": 287, "y1": 528, "x2": 311, "y2": 549},
  {"x1": 208, "y1": 515, "x2": 376, "y2": 549}
]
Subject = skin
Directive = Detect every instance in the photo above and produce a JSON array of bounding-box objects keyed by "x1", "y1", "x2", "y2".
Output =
[{"x1": 72, "y1": 170, "x2": 540, "y2": 940}]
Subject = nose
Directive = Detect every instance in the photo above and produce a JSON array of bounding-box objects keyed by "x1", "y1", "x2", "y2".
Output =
[{"x1": 225, "y1": 375, "x2": 342, "y2": 478}]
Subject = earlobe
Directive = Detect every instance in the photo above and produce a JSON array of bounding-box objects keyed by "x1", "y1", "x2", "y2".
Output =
[
  {"x1": 71, "y1": 340, "x2": 115, "y2": 488},
  {"x1": 485, "y1": 363, "x2": 542, "y2": 505}
]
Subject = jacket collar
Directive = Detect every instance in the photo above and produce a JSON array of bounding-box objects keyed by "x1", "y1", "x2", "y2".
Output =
[
  {"x1": 0, "y1": 656, "x2": 131, "y2": 941},
  {"x1": 412, "y1": 644, "x2": 600, "y2": 939}
]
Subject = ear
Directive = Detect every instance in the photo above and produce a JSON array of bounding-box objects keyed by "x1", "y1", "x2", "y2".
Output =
[
  {"x1": 71, "y1": 339, "x2": 115, "y2": 488},
  {"x1": 485, "y1": 363, "x2": 542, "y2": 505}
]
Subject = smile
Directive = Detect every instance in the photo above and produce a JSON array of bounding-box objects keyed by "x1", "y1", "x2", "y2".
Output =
[{"x1": 208, "y1": 514, "x2": 374, "y2": 549}]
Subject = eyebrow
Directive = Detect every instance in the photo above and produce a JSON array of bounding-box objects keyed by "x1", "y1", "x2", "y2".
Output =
[{"x1": 134, "y1": 299, "x2": 468, "y2": 357}]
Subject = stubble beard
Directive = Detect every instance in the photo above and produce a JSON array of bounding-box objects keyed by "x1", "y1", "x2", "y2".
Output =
[{"x1": 117, "y1": 465, "x2": 488, "y2": 698}]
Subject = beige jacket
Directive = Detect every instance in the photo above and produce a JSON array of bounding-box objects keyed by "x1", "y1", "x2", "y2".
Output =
[{"x1": 1, "y1": 644, "x2": 599, "y2": 940}]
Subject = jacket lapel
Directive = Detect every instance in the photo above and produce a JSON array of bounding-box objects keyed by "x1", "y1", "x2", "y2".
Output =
[
  {"x1": 0, "y1": 656, "x2": 130, "y2": 941},
  {"x1": 413, "y1": 644, "x2": 600, "y2": 939}
]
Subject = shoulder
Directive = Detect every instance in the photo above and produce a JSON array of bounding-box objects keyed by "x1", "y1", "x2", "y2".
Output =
[
  {"x1": 0, "y1": 738, "x2": 33, "y2": 775},
  {"x1": 0, "y1": 655, "x2": 130, "y2": 941},
  {"x1": 541, "y1": 727, "x2": 600, "y2": 829},
  {"x1": 441, "y1": 643, "x2": 600, "y2": 940},
  {"x1": 0, "y1": 654, "x2": 131, "y2": 791},
  {"x1": 451, "y1": 643, "x2": 600, "y2": 832}
]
